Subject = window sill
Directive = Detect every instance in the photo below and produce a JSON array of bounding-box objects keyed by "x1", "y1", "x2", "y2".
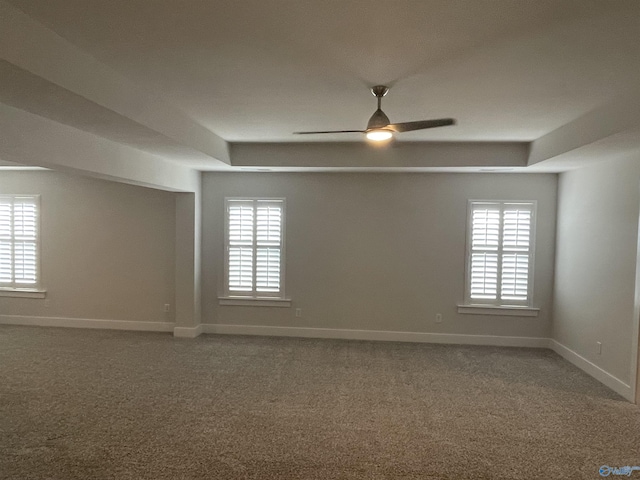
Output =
[
  {"x1": 457, "y1": 305, "x2": 539, "y2": 317},
  {"x1": 218, "y1": 297, "x2": 292, "y2": 308},
  {"x1": 0, "y1": 288, "x2": 47, "y2": 299}
]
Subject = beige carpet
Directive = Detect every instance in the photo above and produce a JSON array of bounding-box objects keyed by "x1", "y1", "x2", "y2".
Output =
[{"x1": 1, "y1": 325, "x2": 639, "y2": 479}]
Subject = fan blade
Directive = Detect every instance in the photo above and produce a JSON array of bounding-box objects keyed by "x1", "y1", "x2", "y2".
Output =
[
  {"x1": 294, "y1": 130, "x2": 365, "y2": 134},
  {"x1": 388, "y1": 118, "x2": 456, "y2": 133}
]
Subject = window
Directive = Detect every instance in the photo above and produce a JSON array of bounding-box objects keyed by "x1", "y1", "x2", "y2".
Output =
[
  {"x1": 464, "y1": 201, "x2": 535, "y2": 307},
  {"x1": 0, "y1": 195, "x2": 41, "y2": 292},
  {"x1": 224, "y1": 198, "x2": 285, "y2": 300}
]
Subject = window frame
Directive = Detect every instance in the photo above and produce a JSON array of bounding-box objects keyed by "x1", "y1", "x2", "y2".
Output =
[
  {"x1": 463, "y1": 200, "x2": 537, "y2": 309},
  {"x1": 222, "y1": 197, "x2": 287, "y2": 302},
  {"x1": 0, "y1": 194, "x2": 45, "y2": 297}
]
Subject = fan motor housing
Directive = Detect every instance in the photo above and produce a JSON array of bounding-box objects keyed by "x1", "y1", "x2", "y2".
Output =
[{"x1": 367, "y1": 109, "x2": 391, "y2": 130}]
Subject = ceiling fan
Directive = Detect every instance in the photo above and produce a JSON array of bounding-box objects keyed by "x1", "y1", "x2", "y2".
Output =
[{"x1": 294, "y1": 85, "x2": 455, "y2": 142}]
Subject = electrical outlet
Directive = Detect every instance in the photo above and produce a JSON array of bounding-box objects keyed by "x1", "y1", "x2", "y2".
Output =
[
  {"x1": 435, "y1": 313, "x2": 442, "y2": 323},
  {"x1": 597, "y1": 341, "x2": 602, "y2": 354},
  {"x1": 295, "y1": 308, "x2": 302, "y2": 318},
  {"x1": 164, "y1": 304, "x2": 171, "y2": 312}
]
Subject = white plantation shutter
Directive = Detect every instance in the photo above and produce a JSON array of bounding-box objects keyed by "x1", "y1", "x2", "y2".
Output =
[
  {"x1": 501, "y1": 253, "x2": 529, "y2": 300},
  {"x1": 502, "y1": 209, "x2": 531, "y2": 250},
  {"x1": 500, "y1": 207, "x2": 532, "y2": 302},
  {"x1": 0, "y1": 199, "x2": 12, "y2": 283},
  {"x1": 228, "y1": 201, "x2": 254, "y2": 291},
  {"x1": 256, "y1": 202, "x2": 282, "y2": 292},
  {"x1": 226, "y1": 198, "x2": 285, "y2": 297},
  {"x1": 467, "y1": 201, "x2": 534, "y2": 306},
  {"x1": 470, "y1": 207, "x2": 500, "y2": 299},
  {"x1": 470, "y1": 253, "x2": 498, "y2": 299},
  {"x1": 0, "y1": 195, "x2": 39, "y2": 288}
]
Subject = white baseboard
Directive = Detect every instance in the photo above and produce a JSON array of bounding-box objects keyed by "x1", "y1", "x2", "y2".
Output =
[
  {"x1": 2, "y1": 315, "x2": 632, "y2": 401},
  {"x1": 549, "y1": 339, "x2": 633, "y2": 402},
  {"x1": 202, "y1": 324, "x2": 550, "y2": 348},
  {"x1": 0, "y1": 314, "x2": 174, "y2": 332},
  {"x1": 173, "y1": 324, "x2": 204, "y2": 338}
]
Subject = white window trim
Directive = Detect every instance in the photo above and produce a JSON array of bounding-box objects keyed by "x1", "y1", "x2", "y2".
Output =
[
  {"x1": 219, "y1": 197, "x2": 289, "y2": 306},
  {"x1": 0, "y1": 194, "x2": 45, "y2": 297},
  {"x1": 457, "y1": 305, "x2": 539, "y2": 317},
  {"x1": 462, "y1": 199, "x2": 537, "y2": 313},
  {"x1": 218, "y1": 297, "x2": 291, "y2": 307},
  {"x1": 0, "y1": 288, "x2": 46, "y2": 298}
]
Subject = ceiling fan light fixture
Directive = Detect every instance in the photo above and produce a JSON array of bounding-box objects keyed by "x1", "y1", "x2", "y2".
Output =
[
  {"x1": 366, "y1": 128, "x2": 394, "y2": 142},
  {"x1": 294, "y1": 85, "x2": 455, "y2": 140}
]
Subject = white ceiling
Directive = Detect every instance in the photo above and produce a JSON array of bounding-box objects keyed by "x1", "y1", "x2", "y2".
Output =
[{"x1": 1, "y1": 0, "x2": 640, "y2": 176}]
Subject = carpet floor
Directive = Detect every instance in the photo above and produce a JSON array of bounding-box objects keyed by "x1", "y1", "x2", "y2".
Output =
[{"x1": 1, "y1": 325, "x2": 639, "y2": 479}]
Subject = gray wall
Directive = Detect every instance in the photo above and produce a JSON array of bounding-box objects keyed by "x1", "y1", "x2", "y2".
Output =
[
  {"x1": 553, "y1": 156, "x2": 640, "y2": 384},
  {"x1": 0, "y1": 170, "x2": 176, "y2": 323},
  {"x1": 203, "y1": 172, "x2": 557, "y2": 337}
]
